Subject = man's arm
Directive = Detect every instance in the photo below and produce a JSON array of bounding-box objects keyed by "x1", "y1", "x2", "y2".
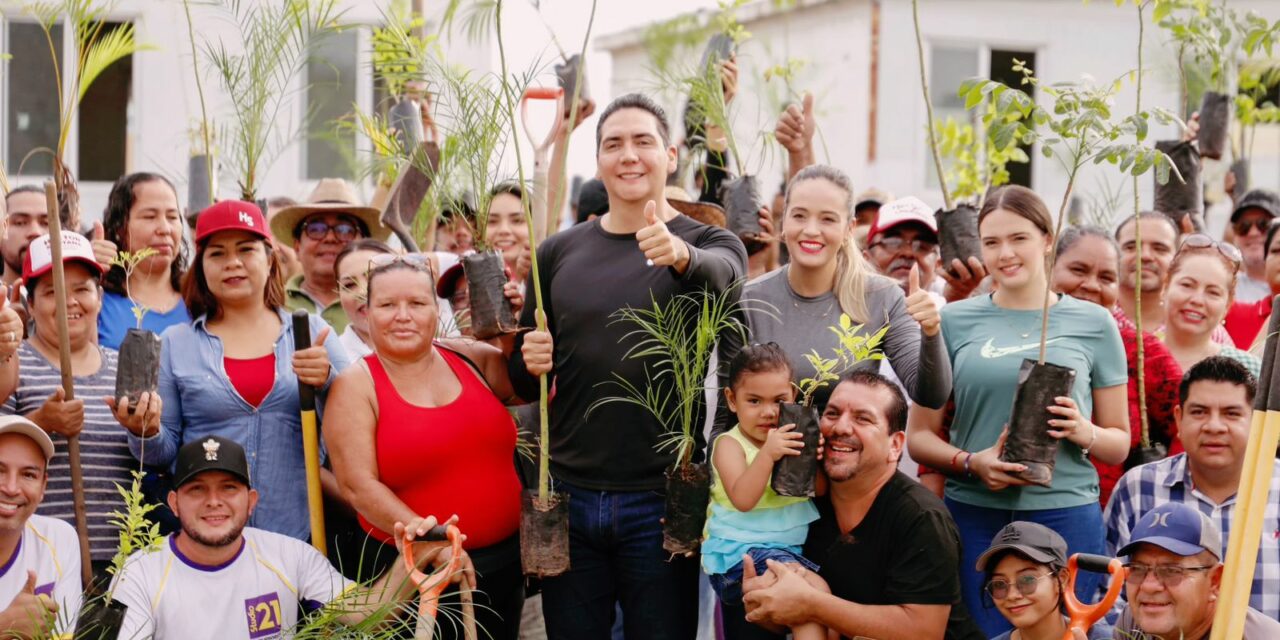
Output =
[{"x1": 679, "y1": 226, "x2": 747, "y2": 291}]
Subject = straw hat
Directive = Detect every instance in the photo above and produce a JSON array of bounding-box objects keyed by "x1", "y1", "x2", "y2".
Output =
[
  {"x1": 665, "y1": 186, "x2": 726, "y2": 229},
  {"x1": 269, "y1": 178, "x2": 390, "y2": 244}
]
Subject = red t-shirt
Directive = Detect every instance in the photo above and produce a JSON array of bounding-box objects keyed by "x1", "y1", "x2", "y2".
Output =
[
  {"x1": 359, "y1": 347, "x2": 521, "y2": 550},
  {"x1": 1225, "y1": 296, "x2": 1272, "y2": 352},
  {"x1": 224, "y1": 354, "x2": 275, "y2": 408}
]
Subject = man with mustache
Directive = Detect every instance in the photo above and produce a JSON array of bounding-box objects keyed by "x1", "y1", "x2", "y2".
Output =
[
  {"x1": 1103, "y1": 356, "x2": 1280, "y2": 623},
  {"x1": 740, "y1": 371, "x2": 983, "y2": 640},
  {"x1": 863, "y1": 197, "x2": 942, "y2": 300}
]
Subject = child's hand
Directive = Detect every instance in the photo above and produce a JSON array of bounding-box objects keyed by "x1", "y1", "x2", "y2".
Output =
[{"x1": 761, "y1": 423, "x2": 804, "y2": 461}]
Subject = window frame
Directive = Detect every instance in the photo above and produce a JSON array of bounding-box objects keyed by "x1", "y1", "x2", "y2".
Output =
[{"x1": 299, "y1": 24, "x2": 376, "y2": 186}]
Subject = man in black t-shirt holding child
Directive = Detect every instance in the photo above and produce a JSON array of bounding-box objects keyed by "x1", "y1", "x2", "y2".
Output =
[{"x1": 741, "y1": 371, "x2": 984, "y2": 640}]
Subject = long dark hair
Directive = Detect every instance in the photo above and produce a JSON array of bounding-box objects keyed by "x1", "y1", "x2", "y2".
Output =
[
  {"x1": 102, "y1": 173, "x2": 188, "y2": 295},
  {"x1": 181, "y1": 236, "x2": 285, "y2": 321}
]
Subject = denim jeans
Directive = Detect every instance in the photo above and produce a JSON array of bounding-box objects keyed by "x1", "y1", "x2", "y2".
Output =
[
  {"x1": 709, "y1": 547, "x2": 819, "y2": 640},
  {"x1": 541, "y1": 482, "x2": 699, "y2": 640},
  {"x1": 945, "y1": 498, "x2": 1106, "y2": 638}
]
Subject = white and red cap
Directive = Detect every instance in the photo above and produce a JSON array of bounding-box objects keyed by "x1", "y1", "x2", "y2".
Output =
[
  {"x1": 195, "y1": 200, "x2": 271, "y2": 244},
  {"x1": 22, "y1": 232, "x2": 105, "y2": 288},
  {"x1": 0, "y1": 415, "x2": 55, "y2": 462},
  {"x1": 868, "y1": 196, "x2": 939, "y2": 242}
]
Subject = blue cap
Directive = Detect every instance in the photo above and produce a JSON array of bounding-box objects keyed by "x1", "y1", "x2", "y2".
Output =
[{"x1": 1118, "y1": 503, "x2": 1222, "y2": 561}]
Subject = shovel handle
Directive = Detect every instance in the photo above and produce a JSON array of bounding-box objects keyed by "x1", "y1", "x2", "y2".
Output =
[
  {"x1": 521, "y1": 86, "x2": 566, "y2": 154},
  {"x1": 292, "y1": 310, "x2": 315, "y2": 411},
  {"x1": 404, "y1": 524, "x2": 466, "y2": 622},
  {"x1": 1063, "y1": 553, "x2": 1125, "y2": 640}
]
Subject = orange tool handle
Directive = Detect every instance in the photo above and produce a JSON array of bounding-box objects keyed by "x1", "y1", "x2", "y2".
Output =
[
  {"x1": 523, "y1": 86, "x2": 564, "y2": 101},
  {"x1": 1063, "y1": 554, "x2": 1126, "y2": 640},
  {"x1": 403, "y1": 524, "x2": 465, "y2": 621}
]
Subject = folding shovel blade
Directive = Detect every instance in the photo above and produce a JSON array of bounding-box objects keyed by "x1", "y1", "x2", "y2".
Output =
[{"x1": 381, "y1": 142, "x2": 441, "y2": 251}]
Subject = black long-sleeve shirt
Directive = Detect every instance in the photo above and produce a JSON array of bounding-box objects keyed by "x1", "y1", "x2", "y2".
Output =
[{"x1": 509, "y1": 215, "x2": 747, "y2": 491}]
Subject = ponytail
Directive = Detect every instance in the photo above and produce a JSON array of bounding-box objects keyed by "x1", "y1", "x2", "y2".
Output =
[{"x1": 785, "y1": 165, "x2": 870, "y2": 324}]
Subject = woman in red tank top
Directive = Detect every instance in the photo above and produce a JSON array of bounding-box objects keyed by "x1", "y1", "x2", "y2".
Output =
[{"x1": 324, "y1": 257, "x2": 541, "y2": 640}]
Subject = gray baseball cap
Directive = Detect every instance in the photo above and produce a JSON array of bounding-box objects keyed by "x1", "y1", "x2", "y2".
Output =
[{"x1": 975, "y1": 521, "x2": 1069, "y2": 571}]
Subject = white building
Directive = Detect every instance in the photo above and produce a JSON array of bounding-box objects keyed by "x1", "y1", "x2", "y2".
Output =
[
  {"x1": 0, "y1": 0, "x2": 492, "y2": 223},
  {"x1": 597, "y1": 0, "x2": 1280, "y2": 233}
]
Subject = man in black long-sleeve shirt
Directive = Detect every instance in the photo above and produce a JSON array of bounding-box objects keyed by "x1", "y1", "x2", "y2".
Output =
[{"x1": 511, "y1": 93, "x2": 746, "y2": 640}]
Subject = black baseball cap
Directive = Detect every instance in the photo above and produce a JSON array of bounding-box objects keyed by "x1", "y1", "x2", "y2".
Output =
[
  {"x1": 1230, "y1": 189, "x2": 1280, "y2": 222},
  {"x1": 975, "y1": 521, "x2": 1068, "y2": 571},
  {"x1": 173, "y1": 436, "x2": 251, "y2": 488}
]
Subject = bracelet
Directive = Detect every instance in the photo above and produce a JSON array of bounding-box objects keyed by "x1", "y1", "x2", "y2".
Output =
[
  {"x1": 1082, "y1": 424, "x2": 1098, "y2": 457},
  {"x1": 950, "y1": 450, "x2": 965, "y2": 472},
  {"x1": 963, "y1": 452, "x2": 973, "y2": 477}
]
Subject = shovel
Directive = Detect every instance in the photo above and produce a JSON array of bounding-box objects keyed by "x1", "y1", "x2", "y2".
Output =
[
  {"x1": 520, "y1": 86, "x2": 565, "y2": 243},
  {"x1": 1061, "y1": 553, "x2": 1126, "y2": 640},
  {"x1": 404, "y1": 524, "x2": 477, "y2": 640},
  {"x1": 292, "y1": 310, "x2": 326, "y2": 555}
]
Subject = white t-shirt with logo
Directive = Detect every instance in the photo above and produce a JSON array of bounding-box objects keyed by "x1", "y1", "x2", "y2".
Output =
[
  {"x1": 110, "y1": 528, "x2": 353, "y2": 640},
  {"x1": 0, "y1": 514, "x2": 83, "y2": 638}
]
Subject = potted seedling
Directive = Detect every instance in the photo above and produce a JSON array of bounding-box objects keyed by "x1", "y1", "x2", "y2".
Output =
[
  {"x1": 911, "y1": 0, "x2": 980, "y2": 278},
  {"x1": 1232, "y1": 57, "x2": 1280, "y2": 194},
  {"x1": 1159, "y1": 0, "x2": 1243, "y2": 160},
  {"x1": 432, "y1": 65, "x2": 523, "y2": 340},
  {"x1": 73, "y1": 471, "x2": 163, "y2": 639},
  {"x1": 772, "y1": 315, "x2": 888, "y2": 497},
  {"x1": 201, "y1": 0, "x2": 341, "y2": 201},
  {"x1": 935, "y1": 82, "x2": 1033, "y2": 218},
  {"x1": 182, "y1": 0, "x2": 215, "y2": 214},
  {"x1": 590, "y1": 288, "x2": 748, "y2": 555},
  {"x1": 966, "y1": 64, "x2": 1179, "y2": 485},
  {"x1": 111, "y1": 248, "x2": 161, "y2": 413}
]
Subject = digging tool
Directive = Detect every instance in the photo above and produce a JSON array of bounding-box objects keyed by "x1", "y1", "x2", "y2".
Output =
[
  {"x1": 520, "y1": 86, "x2": 565, "y2": 243},
  {"x1": 292, "y1": 310, "x2": 326, "y2": 555},
  {"x1": 1061, "y1": 553, "x2": 1125, "y2": 640},
  {"x1": 44, "y1": 181, "x2": 92, "y2": 588},
  {"x1": 404, "y1": 524, "x2": 476, "y2": 640}
]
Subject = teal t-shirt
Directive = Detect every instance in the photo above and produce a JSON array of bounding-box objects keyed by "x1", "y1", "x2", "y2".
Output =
[
  {"x1": 941, "y1": 294, "x2": 1127, "y2": 510},
  {"x1": 98, "y1": 291, "x2": 191, "y2": 350}
]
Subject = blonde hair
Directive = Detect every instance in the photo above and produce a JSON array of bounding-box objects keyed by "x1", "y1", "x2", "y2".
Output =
[{"x1": 784, "y1": 165, "x2": 870, "y2": 324}]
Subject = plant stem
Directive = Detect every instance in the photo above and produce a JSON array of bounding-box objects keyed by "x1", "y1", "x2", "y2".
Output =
[
  {"x1": 546, "y1": 0, "x2": 598, "y2": 240},
  {"x1": 1134, "y1": 1, "x2": 1151, "y2": 449},
  {"x1": 1040, "y1": 150, "x2": 1082, "y2": 365},
  {"x1": 495, "y1": 0, "x2": 553, "y2": 505},
  {"x1": 183, "y1": 0, "x2": 215, "y2": 201},
  {"x1": 912, "y1": 0, "x2": 953, "y2": 210}
]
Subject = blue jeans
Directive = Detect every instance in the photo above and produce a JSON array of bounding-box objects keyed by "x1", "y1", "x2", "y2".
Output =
[
  {"x1": 710, "y1": 547, "x2": 819, "y2": 640},
  {"x1": 946, "y1": 498, "x2": 1106, "y2": 638},
  {"x1": 541, "y1": 483, "x2": 699, "y2": 640}
]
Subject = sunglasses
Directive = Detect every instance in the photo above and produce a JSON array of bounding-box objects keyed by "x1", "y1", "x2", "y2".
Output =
[
  {"x1": 1232, "y1": 218, "x2": 1270, "y2": 237},
  {"x1": 985, "y1": 572, "x2": 1055, "y2": 600},
  {"x1": 869, "y1": 237, "x2": 938, "y2": 256},
  {"x1": 1179, "y1": 233, "x2": 1242, "y2": 269},
  {"x1": 366, "y1": 252, "x2": 434, "y2": 279},
  {"x1": 1124, "y1": 563, "x2": 1214, "y2": 588},
  {"x1": 300, "y1": 219, "x2": 361, "y2": 242}
]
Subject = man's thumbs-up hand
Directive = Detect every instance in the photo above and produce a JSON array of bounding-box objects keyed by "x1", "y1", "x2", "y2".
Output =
[
  {"x1": 636, "y1": 200, "x2": 690, "y2": 273},
  {"x1": 0, "y1": 283, "x2": 22, "y2": 361},
  {"x1": 0, "y1": 570, "x2": 59, "y2": 638},
  {"x1": 90, "y1": 220, "x2": 118, "y2": 268},
  {"x1": 904, "y1": 263, "x2": 941, "y2": 337}
]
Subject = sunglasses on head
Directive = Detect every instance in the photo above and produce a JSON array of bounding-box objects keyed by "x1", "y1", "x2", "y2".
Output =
[
  {"x1": 366, "y1": 252, "x2": 434, "y2": 279},
  {"x1": 299, "y1": 219, "x2": 361, "y2": 242},
  {"x1": 1179, "y1": 233, "x2": 1242, "y2": 269}
]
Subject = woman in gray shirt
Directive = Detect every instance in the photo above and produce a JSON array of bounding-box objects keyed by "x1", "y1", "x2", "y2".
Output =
[{"x1": 721, "y1": 165, "x2": 950, "y2": 420}]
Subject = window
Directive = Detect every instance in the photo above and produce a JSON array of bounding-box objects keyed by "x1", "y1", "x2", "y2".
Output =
[
  {"x1": 3, "y1": 19, "x2": 133, "y2": 183},
  {"x1": 304, "y1": 29, "x2": 360, "y2": 181},
  {"x1": 5, "y1": 21, "x2": 62, "y2": 176},
  {"x1": 925, "y1": 43, "x2": 1036, "y2": 190}
]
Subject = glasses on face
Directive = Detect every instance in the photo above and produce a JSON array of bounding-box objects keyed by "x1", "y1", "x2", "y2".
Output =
[
  {"x1": 870, "y1": 237, "x2": 937, "y2": 256},
  {"x1": 1179, "y1": 233, "x2": 1243, "y2": 270},
  {"x1": 300, "y1": 219, "x2": 361, "y2": 242},
  {"x1": 985, "y1": 572, "x2": 1055, "y2": 600},
  {"x1": 1232, "y1": 218, "x2": 1270, "y2": 237},
  {"x1": 1124, "y1": 563, "x2": 1215, "y2": 588}
]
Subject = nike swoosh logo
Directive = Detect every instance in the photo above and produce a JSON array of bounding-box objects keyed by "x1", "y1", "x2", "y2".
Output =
[{"x1": 980, "y1": 337, "x2": 1065, "y2": 359}]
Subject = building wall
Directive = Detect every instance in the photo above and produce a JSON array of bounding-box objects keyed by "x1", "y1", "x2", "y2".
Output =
[
  {"x1": 600, "y1": 0, "x2": 1280, "y2": 232},
  {"x1": 0, "y1": 0, "x2": 491, "y2": 224}
]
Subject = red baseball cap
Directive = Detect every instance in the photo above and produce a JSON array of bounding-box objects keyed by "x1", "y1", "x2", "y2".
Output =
[
  {"x1": 22, "y1": 233, "x2": 105, "y2": 287},
  {"x1": 195, "y1": 200, "x2": 271, "y2": 244},
  {"x1": 868, "y1": 196, "x2": 939, "y2": 242}
]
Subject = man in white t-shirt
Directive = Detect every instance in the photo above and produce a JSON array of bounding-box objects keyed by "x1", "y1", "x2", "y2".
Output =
[
  {"x1": 111, "y1": 436, "x2": 473, "y2": 640},
  {"x1": 0, "y1": 415, "x2": 82, "y2": 639}
]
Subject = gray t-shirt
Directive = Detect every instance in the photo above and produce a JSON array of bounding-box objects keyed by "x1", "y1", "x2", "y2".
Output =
[{"x1": 730, "y1": 267, "x2": 951, "y2": 411}]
